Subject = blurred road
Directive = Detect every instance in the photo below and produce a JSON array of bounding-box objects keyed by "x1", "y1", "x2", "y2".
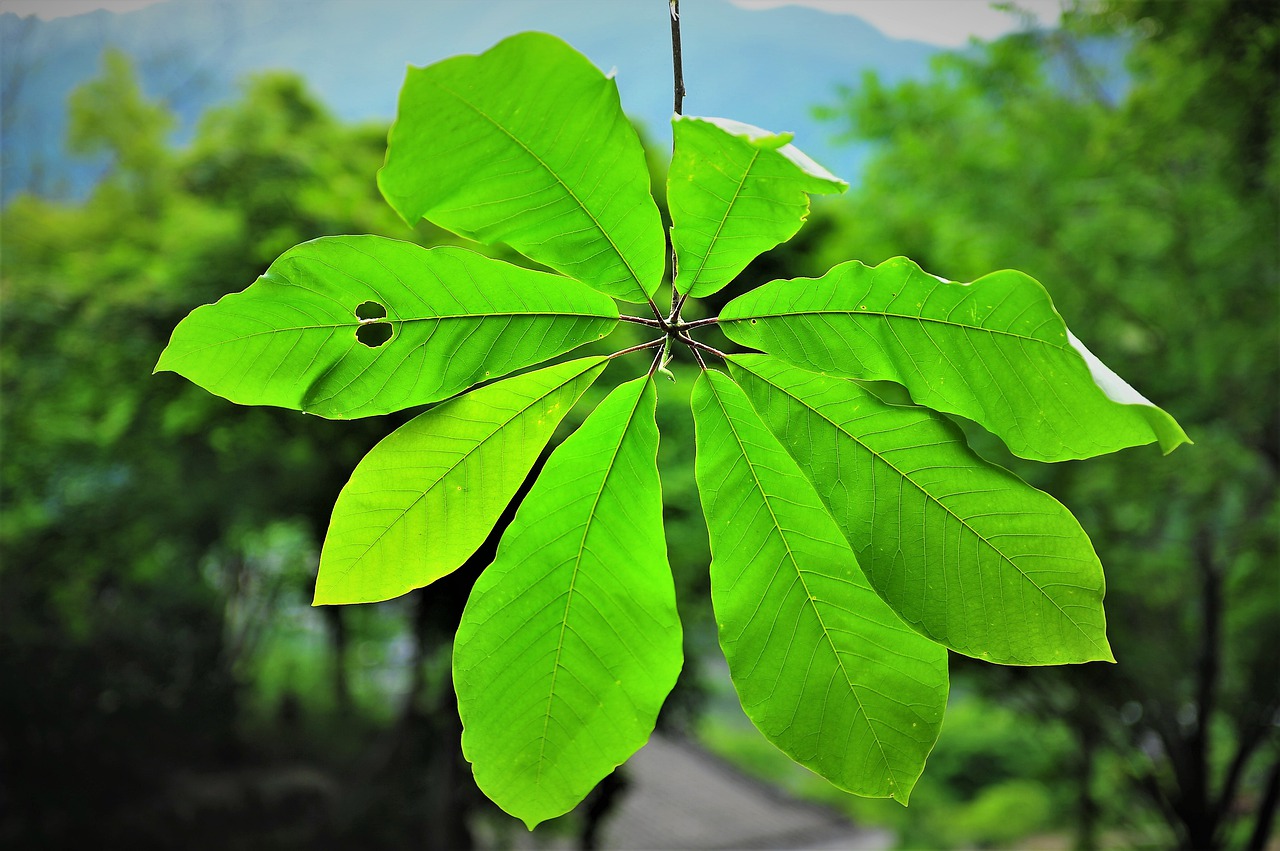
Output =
[{"x1": 599, "y1": 733, "x2": 895, "y2": 851}]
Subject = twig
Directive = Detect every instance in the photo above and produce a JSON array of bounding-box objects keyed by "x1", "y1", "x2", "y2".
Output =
[
  {"x1": 619, "y1": 314, "x2": 664, "y2": 328},
  {"x1": 644, "y1": 294, "x2": 665, "y2": 322},
  {"x1": 670, "y1": 0, "x2": 685, "y2": 115},
  {"x1": 677, "y1": 315, "x2": 718, "y2": 330},
  {"x1": 677, "y1": 334, "x2": 726, "y2": 360},
  {"x1": 668, "y1": 0, "x2": 686, "y2": 317},
  {"x1": 672, "y1": 291, "x2": 690, "y2": 321},
  {"x1": 608, "y1": 337, "x2": 666, "y2": 359},
  {"x1": 648, "y1": 345, "x2": 666, "y2": 376}
]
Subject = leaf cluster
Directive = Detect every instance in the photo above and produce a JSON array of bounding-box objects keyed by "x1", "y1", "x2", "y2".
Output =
[{"x1": 156, "y1": 31, "x2": 1187, "y2": 825}]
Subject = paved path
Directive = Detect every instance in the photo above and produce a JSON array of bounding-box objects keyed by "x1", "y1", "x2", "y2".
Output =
[{"x1": 599, "y1": 733, "x2": 895, "y2": 850}]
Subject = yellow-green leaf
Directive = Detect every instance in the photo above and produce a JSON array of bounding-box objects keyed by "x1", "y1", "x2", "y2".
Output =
[
  {"x1": 692, "y1": 369, "x2": 947, "y2": 803},
  {"x1": 314, "y1": 357, "x2": 606, "y2": 604},
  {"x1": 455, "y1": 376, "x2": 681, "y2": 826},
  {"x1": 378, "y1": 32, "x2": 665, "y2": 303}
]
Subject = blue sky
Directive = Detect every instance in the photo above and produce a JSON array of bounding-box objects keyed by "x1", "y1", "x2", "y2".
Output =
[{"x1": 1, "y1": 0, "x2": 1065, "y2": 47}]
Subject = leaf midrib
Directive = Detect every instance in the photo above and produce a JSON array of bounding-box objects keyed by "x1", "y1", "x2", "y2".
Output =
[
  {"x1": 161, "y1": 311, "x2": 616, "y2": 369},
  {"x1": 536, "y1": 379, "x2": 650, "y2": 784},
  {"x1": 741, "y1": 363, "x2": 1106, "y2": 658},
  {"x1": 726, "y1": 307, "x2": 1065, "y2": 349},
  {"x1": 180, "y1": 310, "x2": 615, "y2": 343},
  {"x1": 434, "y1": 79, "x2": 648, "y2": 301},
  {"x1": 705, "y1": 377, "x2": 898, "y2": 790},
  {"x1": 678, "y1": 147, "x2": 761, "y2": 297}
]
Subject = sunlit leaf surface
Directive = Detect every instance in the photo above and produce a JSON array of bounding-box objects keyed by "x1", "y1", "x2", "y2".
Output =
[
  {"x1": 455, "y1": 376, "x2": 681, "y2": 826},
  {"x1": 314, "y1": 357, "x2": 606, "y2": 604},
  {"x1": 720, "y1": 257, "x2": 1189, "y2": 461},
  {"x1": 156, "y1": 236, "x2": 617, "y2": 418},
  {"x1": 378, "y1": 32, "x2": 665, "y2": 303},
  {"x1": 692, "y1": 369, "x2": 947, "y2": 803},
  {"x1": 730, "y1": 355, "x2": 1113, "y2": 665},
  {"x1": 669, "y1": 116, "x2": 846, "y2": 298}
]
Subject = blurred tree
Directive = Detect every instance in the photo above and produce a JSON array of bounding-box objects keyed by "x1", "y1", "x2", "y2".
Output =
[
  {"x1": 66, "y1": 48, "x2": 175, "y2": 209},
  {"x1": 0, "y1": 53, "x2": 440, "y2": 847},
  {"x1": 818, "y1": 0, "x2": 1278, "y2": 847}
]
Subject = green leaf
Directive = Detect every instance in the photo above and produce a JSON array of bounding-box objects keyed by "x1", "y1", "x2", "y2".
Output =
[
  {"x1": 670, "y1": 116, "x2": 846, "y2": 298},
  {"x1": 378, "y1": 32, "x2": 666, "y2": 303},
  {"x1": 313, "y1": 357, "x2": 606, "y2": 605},
  {"x1": 719, "y1": 257, "x2": 1190, "y2": 461},
  {"x1": 455, "y1": 376, "x2": 681, "y2": 827},
  {"x1": 155, "y1": 236, "x2": 618, "y2": 418},
  {"x1": 691, "y1": 369, "x2": 948, "y2": 803},
  {"x1": 728, "y1": 355, "x2": 1113, "y2": 665}
]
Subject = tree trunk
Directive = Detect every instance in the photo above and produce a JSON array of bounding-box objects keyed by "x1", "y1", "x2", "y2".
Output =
[
  {"x1": 1074, "y1": 721, "x2": 1099, "y2": 851},
  {"x1": 322, "y1": 605, "x2": 351, "y2": 716}
]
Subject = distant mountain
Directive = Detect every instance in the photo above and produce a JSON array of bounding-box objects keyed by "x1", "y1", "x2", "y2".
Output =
[{"x1": 1, "y1": 0, "x2": 942, "y2": 203}]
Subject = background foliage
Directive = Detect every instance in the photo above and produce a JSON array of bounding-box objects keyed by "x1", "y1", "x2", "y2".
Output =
[{"x1": 1, "y1": 1, "x2": 1275, "y2": 848}]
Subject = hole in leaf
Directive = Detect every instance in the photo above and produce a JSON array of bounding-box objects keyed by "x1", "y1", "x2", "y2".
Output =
[
  {"x1": 355, "y1": 300, "x2": 387, "y2": 320},
  {"x1": 356, "y1": 322, "x2": 393, "y2": 348}
]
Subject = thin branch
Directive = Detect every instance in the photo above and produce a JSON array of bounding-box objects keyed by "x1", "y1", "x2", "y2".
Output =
[
  {"x1": 1216, "y1": 723, "x2": 1271, "y2": 825},
  {"x1": 647, "y1": 344, "x2": 665, "y2": 376},
  {"x1": 677, "y1": 333, "x2": 726, "y2": 360},
  {"x1": 644, "y1": 293, "x2": 665, "y2": 322},
  {"x1": 1048, "y1": 29, "x2": 1114, "y2": 110},
  {"x1": 1247, "y1": 755, "x2": 1280, "y2": 851},
  {"x1": 677, "y1": 315, "x2": 718, "y2": 330},
  {"x1": 669, "y1": 0, "x2": 685, "y2": 115},
  {"x1": 608, "y1": 337, "x2": 666, "y2": 359},
  {"x1": 673, "y1": 291, "x2": 690, "y2": 319},
  {"x1": 668, "y1": 0, "x2": 686, "y2": 318},
  {"x1": 619, "y1": 314, "x2": 664, "y2": 328}
]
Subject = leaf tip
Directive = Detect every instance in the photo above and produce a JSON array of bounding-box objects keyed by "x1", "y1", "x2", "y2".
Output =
[
  {"x1": 1158, "y1": 424, "x2": 1193, "y2": 455},
  {"x1": 153, "y1": 345, "x2": 178, "y2": 375}
]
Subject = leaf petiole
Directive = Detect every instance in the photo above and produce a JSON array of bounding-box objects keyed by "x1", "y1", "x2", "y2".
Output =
[
  {"x1": 620, "y1": 314, "x2": 665, "y2": 328},
  {"x1": 609, "y1": 337, "x2": 667, "y2": 360},
  {"x1": 676, "y1": 333, "x2": 725, "y2": 362},
  {"x1": 676, "y1": 315, "x2": 718, "y2": 331}
]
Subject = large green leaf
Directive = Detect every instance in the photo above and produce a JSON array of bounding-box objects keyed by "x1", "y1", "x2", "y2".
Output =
[
  {"x1": 313, "y1": 357, "x2": 606, "y2": 605},
  {"x1": 378, "y1": 32, "x2": 665, "y2": 303},
  {"x1": 669, "y1": 116, "x2": 846, "y2": 298},
  {"x1": 155, "y1": 236, "x2": 617, "y2": 419},
  {"x1": 455, "y1": 376, "x2": 681, "y2": 827},
  {"x1": 691, "y1": 369, "x2": 948, "y2": 803},
  {"x1": 729, "y1": 355, "x2": 1113, "y2": 665},
  {"x1": 719, "y1": 257, "x2": 1189, "y2": 461}
]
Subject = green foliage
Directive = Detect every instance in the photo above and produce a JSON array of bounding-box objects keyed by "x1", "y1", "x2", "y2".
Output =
[
  {"x1": 692, "y1": 369, "x2": 947, "y2": 801},
  {"x1": 156, "y1": 236, "x2": 617, "y2": 417},
  {"x1": 720, "y1": 257, "x2": 1188, "y2": 461},
  {"x1": 66, "y1": 48, "x2": 173, "y2": 203},
  {"x1": 668, "y1": 116, "x2": 846, "y2": 298},
  {"x1": 727, "y1": 355, "x2": 1109, "y2": 665},
  {"x1": 1, "y1": 59, "x2": 425, "y2": 845},
  {"x1": 378, "y1": 32, "x2": 665, "y2": 303},
  {"x1": 315, "y1": 357, "x2": 607, "y2": 604},
  {"x1": 816, "y1": 0, "x2": 1277, "y2": 846},
  {"x1": 456, "y1": 375, "x2": 682, "y2": 826},
  {"x1": 157, "y1": 29, "x2": 1185, "y2": 825}
]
